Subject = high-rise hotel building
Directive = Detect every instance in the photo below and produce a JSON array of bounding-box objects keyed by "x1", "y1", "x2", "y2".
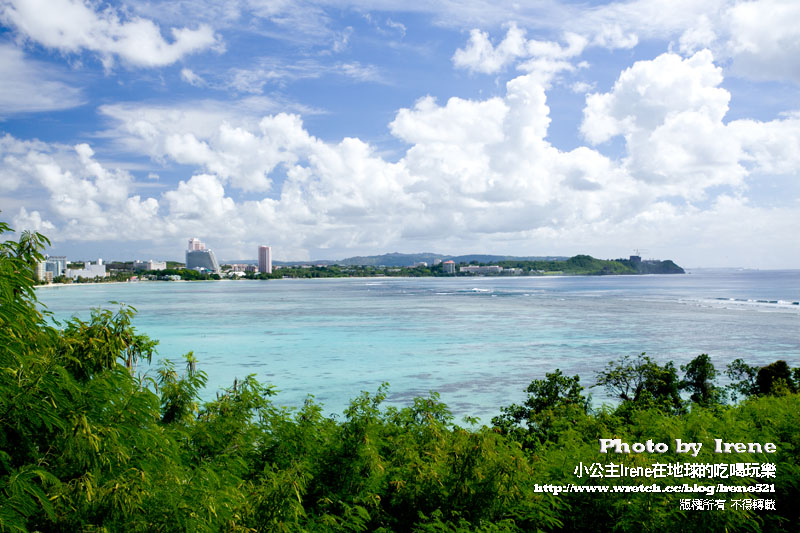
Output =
[
  {"x1": 185, "y1": 238, "x2": 221, "y2": 273},
  {"x1": 258, "y1": 245, "x2": 272, "y2": 274}
]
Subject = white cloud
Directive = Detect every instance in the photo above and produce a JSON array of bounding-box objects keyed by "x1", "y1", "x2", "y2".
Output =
[
  {"x1": 570, "y1": 81, "x2": 595, "y2": 94},
  {"x1": 724, "y1": 0, "x2": 800, "y2": 83},
  {"x1": 99, "y1": 97, "x2": 317, "y2": 158},
  {"x1": 581, "y1": 50, "x2": 745, "y2": 196},
  {"x1": 452, "y1": 23, "x2": 588, "y2": 82},
  {"x1": 592, "y1": 24, "x2": 638, "y2": 49},
  {"x1": 566, "y1": 0, "x2": 800, "y2": 85},
  {"x1": 678, "y1": 15, "x2": 716, "y2": 55},
  {"x1": 337, "y1": 62, "x2": 382, "y2": 82},
  {"x1": 164, "y1": 173, "x2": 238, "y2": 223},
  {"x1": 331, "y1": 26, "x2": 353, "y2": 53},
  {"x1": 390, "y1": 95, "x2": 508, "y2": 146},
  {"x1": 568, "y1": 0, "x2": 728, "y2": 42},
  {"x1": 582, "y1": 50, "x2": 730, "y2": 144},
  {"x1": 1, "y1": 134, "x2": 57, "y2": 191},
  {"x1": 225, "y1": 58, "x2": 383, "y2": 94},
  {"x1": 0, "y1": 44, "x2": 84, "y2": 115},
  {"x1": 1, "y1": 0, "x2": 219, "y2": 68},
  {"x1": 101, "y1": 102, "x2": 319, "y2": 192},
  {"x1": 452, "y1": 23, "x2": 528, "y2": 74},
  {"x1": 729, "y1": 113, "x2": 800, "y2": 175},
  {"x1": 385, "y1": 18, "x2": 406, "y2": 37},
  {"x1": 12, "y1": 207, "x2": 55, "y2": 234},
  {"x1": 580, "y1": 48, "x2": 800, "y2": 209},
  {"x1": 452, "y1": 23, "x2": 593, "y2": 87},
  {"x1": 1, "y1": 136, "x2": 161, "y2": 242},
  {"x1": 180, "y1": 68, "x2": 206, "y2": 86}
]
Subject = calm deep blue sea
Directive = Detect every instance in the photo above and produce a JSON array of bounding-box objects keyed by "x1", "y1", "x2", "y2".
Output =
[{"x1": 36, "y1": 270, "x2": 800, "y2": 422}]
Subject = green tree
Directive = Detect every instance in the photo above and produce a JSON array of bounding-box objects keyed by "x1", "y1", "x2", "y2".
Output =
[
  {"x1": 492, "y1": 370, "x2": 590, "y2": 446},
  {"x1": 725, "y1": 358, "x2": 759, "y2": 401},
  {"x1": 680, "y1": 353, "x2": 725, "y2": 406},
  {"x1": 726, "y1": 358, "x2": 799, "y2": 400},
  {"x1": 595, "y1": 353, "x2": 682, "y2": 413},
  {"x1": 756, "y1": 360, "x2": 797, "y2": 396}
]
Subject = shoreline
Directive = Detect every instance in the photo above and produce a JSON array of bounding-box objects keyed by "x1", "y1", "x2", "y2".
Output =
[
  {"x1": 34, "y1": 270, "x2": 698, "y2": 289},
  {"x1": 34, "y1": 280, "x2": 153, "y2": 289}
]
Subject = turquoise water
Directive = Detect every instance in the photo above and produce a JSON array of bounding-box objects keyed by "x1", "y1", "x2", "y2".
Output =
[{"x1": 36, "y1": 270, "x2": 800, "y2": 422}]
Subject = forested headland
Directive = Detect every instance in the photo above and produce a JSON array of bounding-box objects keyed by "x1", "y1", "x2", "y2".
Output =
[
  {"x1": 2, "y1": 222, "x2": 797, "y2": 532},
  {"x1": 46, "y1": 252, "x2": 683, "y2": 284}
]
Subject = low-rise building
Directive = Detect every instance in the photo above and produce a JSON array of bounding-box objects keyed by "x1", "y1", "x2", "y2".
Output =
[
  {"x1": 459, "y1": 265, "x2": 503, "y2": 275},
  {"x1": 66, "y1": 259, "x2": 107, "y2": 279},
  {"x1": 133, "y1": 260, "x2": 167, "y2": 271}
]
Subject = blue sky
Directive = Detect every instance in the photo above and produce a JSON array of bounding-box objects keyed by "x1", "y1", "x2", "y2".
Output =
[{"x1": 1, "y1": 0, "x2": 799, "y2": 267}]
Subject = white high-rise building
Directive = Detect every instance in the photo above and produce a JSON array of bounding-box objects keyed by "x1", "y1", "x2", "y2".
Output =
[
  {"x1": 188, "y1": 238, "x2": 205, "y2": 251},
  {"x1": 186, "y1": 238, "x2": 220, "y2": 273},
  {"x1": 35, "y1": 261, "x2": 47, "y2": 281},
  {"x1": 258, "y1": 245, "x2": 272, "y2": 274},
  {"x1": 45, "y1": 256, "x2": 67, "y2": 277}
]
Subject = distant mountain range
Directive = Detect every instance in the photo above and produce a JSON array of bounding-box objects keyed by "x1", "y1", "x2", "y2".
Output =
[{"x1": 267, "y1": 252, "x2": 569, "y2": 267}]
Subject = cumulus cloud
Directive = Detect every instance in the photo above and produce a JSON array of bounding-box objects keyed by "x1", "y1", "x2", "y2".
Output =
[
  {"x1": 581, "y1": 50, "x2": 746, "y2": 194},
  {"x1": 581, "y1": 48, "x2": 800, "y2": 210},
  {"x1": 98, "y1": 97, "x2": 319, "y2": 159},
  {"x1": 0, "y1": 44, "x2": 84, "y2": 115},
  {"x1": 452, "y1": 23, "x2": 528, "y2": 74},
  {"x1": 452, "y1": 23, "x2": 586, "y2": 83},
  {"x1": 164, "y1": 173, "x2": 238, "y2": 225},
  {"x1": 1, "y1": 0, "x2": 219, "y2": 68},
  {"x1": 582, "y1": 50, "x2": 730, "y2": 144},
  {"x1": 102, "y1": 103, "x2": 318, "y2": 192},
  {"x1": 12, "y1": 207, "x2": 55, "y2": 234},
  {"x1": 1, "y1": 137, "x2": 161, "y2": 241}
]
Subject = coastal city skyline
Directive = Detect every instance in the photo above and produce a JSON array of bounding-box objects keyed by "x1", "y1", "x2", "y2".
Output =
[{"x1": 2, "y1": 1, "x2": 799, "y2": 268}]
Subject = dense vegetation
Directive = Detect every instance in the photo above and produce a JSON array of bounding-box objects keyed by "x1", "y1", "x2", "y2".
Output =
[
  {"x1": 93, "y1": 254, "x2": 683, "y2": 283},
  {"x1": 2, "y1": 222, "x2": 796, "y2": 531},
  {"x1": 45, "y1": 254, "x2": 683, "y2": 284}
]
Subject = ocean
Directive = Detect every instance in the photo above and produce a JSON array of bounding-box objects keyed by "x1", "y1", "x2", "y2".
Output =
[{"x1": 36, "y1": 270, "x2": 800, "y2": 422}]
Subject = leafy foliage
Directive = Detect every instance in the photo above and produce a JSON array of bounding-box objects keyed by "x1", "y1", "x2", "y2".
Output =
[
  {"x1": 595, "y1": 353, "x2": 683, "y2": 413},
  {"x1": 680, "y1": 353, "x2": 725, "y2": 406},
  {"x1": 492, "y1": 370, "x2": 590, "y2": 448}
]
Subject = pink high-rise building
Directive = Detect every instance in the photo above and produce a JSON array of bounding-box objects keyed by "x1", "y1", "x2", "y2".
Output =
[
  {"x1": 258, "y1": 245, "x2": 272, "y2": 274},
  {"x1": 188, "y1": 238, "x2": 205, "y2": 251}
]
